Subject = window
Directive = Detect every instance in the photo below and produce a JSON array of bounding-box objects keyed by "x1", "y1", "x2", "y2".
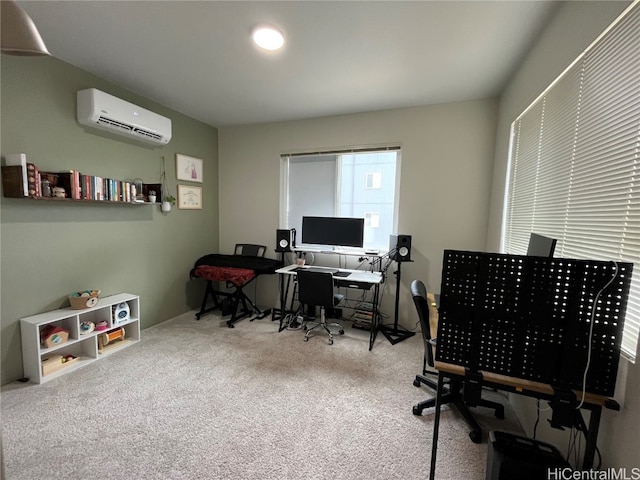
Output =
[
  {"x1": 502, "y1": 3, "x2": 640, "y2": 361},
  {"x1": 281, "y1": 147, "x2": 400, "y2": 250}
]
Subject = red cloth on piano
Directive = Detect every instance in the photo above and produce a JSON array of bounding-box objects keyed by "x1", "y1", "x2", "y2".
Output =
[{"x1": 193, "y1": 265, "x2": 256, "y2": 287}]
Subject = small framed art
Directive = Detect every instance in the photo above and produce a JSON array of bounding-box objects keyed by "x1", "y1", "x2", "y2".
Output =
[
  {"x1": 177, "y1": 185, "x2": 202, "y2": 210},
  {"x1": 176, "y1": 154, "x2": 203, "y2": 183}
]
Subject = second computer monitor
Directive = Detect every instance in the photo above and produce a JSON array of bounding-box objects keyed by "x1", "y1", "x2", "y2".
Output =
[{"x1": 526, "y1": 232, "x2": 557, "y2": 257}]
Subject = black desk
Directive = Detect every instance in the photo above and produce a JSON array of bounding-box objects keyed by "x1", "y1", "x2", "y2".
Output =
[{"x1": 274, "y1": 264, "x2": 384, "y2": 350}]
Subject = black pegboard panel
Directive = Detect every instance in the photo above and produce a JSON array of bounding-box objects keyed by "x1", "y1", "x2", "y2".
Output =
[{"x1": 437, "y1": 250, "x2": 633, "y2": 397}]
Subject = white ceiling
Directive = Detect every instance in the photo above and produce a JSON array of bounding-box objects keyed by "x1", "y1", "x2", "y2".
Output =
[{"x1": 18, "y1": 1, "x2": 559, "y2": 128}]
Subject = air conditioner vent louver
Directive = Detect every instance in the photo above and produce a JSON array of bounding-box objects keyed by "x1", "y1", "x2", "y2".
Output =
[
  {"x1": 77, "y1": 88, "x2": 171, "y2": 145},
  {"x1": 97, "y1": 116, "x2": 133, "y2": 133},
  {"x1": 97, "y1": 117, "x2": 162, "y2": 141}
]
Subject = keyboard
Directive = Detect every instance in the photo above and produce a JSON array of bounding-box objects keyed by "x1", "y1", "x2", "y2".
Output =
[
  {"x1": 302, "y1": 266, "x2": 340, "y2": 274},
  {"x1": 333, "y1": 271, "x2": 351, "y2": 277}
]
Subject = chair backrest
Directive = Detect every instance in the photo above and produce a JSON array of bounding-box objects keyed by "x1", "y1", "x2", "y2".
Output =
[
  {"x1": 297, "y1": 270, "x2": 335, "y2": 309},
  {"x1": 411, "y1": 279, "x2": 435, "y2": 369},
  {"x1": 234, "y1": 244, "x2": 266, "y2": 257},
  {"x1": 526, "y1": 233, "x2": 557, "y2": 257}
]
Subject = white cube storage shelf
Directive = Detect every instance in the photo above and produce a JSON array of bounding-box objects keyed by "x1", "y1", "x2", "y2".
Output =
[{"x1": 21, "y1": 293, "x2": 140, "y2": 384}]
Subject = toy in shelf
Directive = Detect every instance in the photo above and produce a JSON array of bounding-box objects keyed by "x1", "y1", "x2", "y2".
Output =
[
  {"x1": 97, "y1": 327, "x2": 125, "y2": 352},
  {"x1": 40, "y1": 325, "x2": 69, "y2": 348},
  {"x1": 68, "y1": 290, "x2": 101, "y2": 310},
  {"x1": 41, "y1": 354, "x2": 78, "y2": 376},
  {"x1": 112, "y1": 302, "x2": 130, "y2": 324},
  {"x1": 79, "y1": 321, "x2": 95, "y2": 335}
]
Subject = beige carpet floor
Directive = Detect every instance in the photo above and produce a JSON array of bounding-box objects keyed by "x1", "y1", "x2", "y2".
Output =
[{"x1": 1, "y1": 311, "x2": 523, "y2": 479}]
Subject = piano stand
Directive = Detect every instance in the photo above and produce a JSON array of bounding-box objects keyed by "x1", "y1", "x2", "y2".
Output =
[
  {"x1": 191, "y1": 254, "x2": 281, "y2": 327},
  {"x1": 194, "y1": 270, "x2": 271, "y2": 327}
]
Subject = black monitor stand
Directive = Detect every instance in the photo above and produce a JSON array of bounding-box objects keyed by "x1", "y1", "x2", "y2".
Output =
[{"x1": 380, "y1": 260, "x2": 415, "y2": 345}]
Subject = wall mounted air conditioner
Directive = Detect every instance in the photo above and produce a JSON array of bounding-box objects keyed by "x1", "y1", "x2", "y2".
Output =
[{"x1": 77, "y1": 88, "x2": 172, "y2": 145}]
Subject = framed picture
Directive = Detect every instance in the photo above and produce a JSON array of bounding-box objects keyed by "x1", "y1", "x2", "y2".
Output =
[
  {"x1": 176, "y1": 154, "x2": 203, "y2": 183},
  {"x1": 177, "y1": 185, "x2": 202, "y2": 210}
]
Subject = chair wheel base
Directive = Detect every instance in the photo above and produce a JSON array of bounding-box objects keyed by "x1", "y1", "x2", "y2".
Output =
[
  {"x1": 413, "y1": 378, "x2": 421, "y2": 387},
  {"x1": 412, "y1": 405, "x2": 423, "y2": 416}
]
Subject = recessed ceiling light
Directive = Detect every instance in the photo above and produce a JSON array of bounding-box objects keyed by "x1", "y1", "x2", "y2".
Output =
[{"x1": 252, "y1": 25, "x2": 285, "y2": 51}]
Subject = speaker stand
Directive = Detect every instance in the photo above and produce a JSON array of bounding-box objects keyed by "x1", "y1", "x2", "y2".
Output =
[{"x1": 381, "y1": 261, "x2": 415, "y2": 345}]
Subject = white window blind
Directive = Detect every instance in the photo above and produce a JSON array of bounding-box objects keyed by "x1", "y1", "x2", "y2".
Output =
[{"x1": 502, "y1": 1, "x2": 640, "y2": 362}]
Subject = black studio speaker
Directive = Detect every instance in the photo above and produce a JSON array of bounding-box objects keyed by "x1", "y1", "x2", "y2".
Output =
[
  {"x1": 276, "y1": 229, "x2": 293, "y2": 252},
  {"x1": 389, "y1": 234, "x2": 412, "y2": 262}
]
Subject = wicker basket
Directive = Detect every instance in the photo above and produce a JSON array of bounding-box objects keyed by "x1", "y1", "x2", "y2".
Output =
[{"x1": 68, "y1": 290, "x2": 101, "y2": 310}]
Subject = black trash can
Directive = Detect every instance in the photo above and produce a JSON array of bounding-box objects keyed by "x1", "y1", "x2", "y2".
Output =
[{"x1": 486, "y1": 431, "x2": 571, "y2": 480}]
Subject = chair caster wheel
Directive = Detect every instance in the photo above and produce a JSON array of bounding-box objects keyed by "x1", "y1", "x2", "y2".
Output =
[
  {"x1": 328, "y1": 338, "x2": 333, "y2": 345},
  {"x1": 304, "y1": 336, "x2": 309, "y2": 342},
  {"x1": 412, "y1": 405, "x2": 423, "y2": 416},
  {"x1": 413, "y1": 378, "x2": 421, "y2": 387},
  {"x1": 469, "y1": 430, "x2": 482, "y2": 443},
  {"x1": 339, "y1": 329, "x2": 344, "y2": 335}
]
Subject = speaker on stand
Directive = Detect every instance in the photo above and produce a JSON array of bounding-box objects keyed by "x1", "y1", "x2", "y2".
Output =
[
  {"x1": 276, "y1": 229, "x2": 294, "y2": 253},
  {"x1": 381, "y1": 234, "x2": 416, "y2": 345},
  {"x1": 274, "y1": 229, "x2": 295, "y2": 328}
]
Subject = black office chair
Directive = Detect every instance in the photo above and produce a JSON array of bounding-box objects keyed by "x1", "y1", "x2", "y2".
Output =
[
  {"x1": 410, "y1": 279, "x2": 504, "y2": 443},
  {"x1": 234, "y1": 244, "x2": 266, "y2": 257},
  {"x1": 296, "y1": 270, "x2": 345, "y2": 345}
]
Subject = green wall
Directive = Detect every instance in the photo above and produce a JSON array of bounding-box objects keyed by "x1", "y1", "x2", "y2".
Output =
[{"x1": 0, "y1": 56, "x2": 219, "y2": 384}]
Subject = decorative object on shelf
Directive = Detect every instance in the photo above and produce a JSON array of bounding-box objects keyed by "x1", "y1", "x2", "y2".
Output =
[
  {"x1": 80, "y1": 321, "x2": 95, "y2": 335},
  {"x1": 176, "y1": 153, "x2": 203, "y2": 183},
  {"x1": 148, "y1": 190, "x2": 157, "y2": 203},
  {"x1": 95, "y1": 320, "x2": 108, "y2": 332},
  {"x1": 52, "y1": 186, "x2": 65, "y2": 198},
  {"x1": 40, "y1": 325, "x2": 69, "y2": 348},
  {"x1": 97, "y1": 327, "x2": 126, "y2": 352},
  {"x1": 133, "y1": 178, "x2": 144, "y2": 202},
  {"x1": 112, "y1": 302, "x2": 130, "y2": 324},
  {"x1": 68, "y1": 289, "x2": 101, "y2": 310},
  {"x1": 40, "y1": 180, "x2": 51, "y2": 197},
  {"x1": 177, "y1": 184, "x2": 202, "y2": 210},
  {"x1": 41, "y1": 354, "x2": 78, "y2": 376}
]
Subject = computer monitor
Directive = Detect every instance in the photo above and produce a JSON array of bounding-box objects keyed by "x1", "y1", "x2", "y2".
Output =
[
  {"x1": 301, "y1": 216, "x2": 365, "y2": 248},
  {"x1": 526, "y1": 233, "x2": 557, "y2": 257}
]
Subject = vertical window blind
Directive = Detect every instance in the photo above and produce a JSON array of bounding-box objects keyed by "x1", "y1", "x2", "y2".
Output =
[{"x1": 502, "y1": 1, "x2": 640, "y2": 362}]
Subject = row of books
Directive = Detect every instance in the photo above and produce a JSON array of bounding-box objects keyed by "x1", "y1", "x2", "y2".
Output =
[
  {"x1": 54, "y1": 169, "x2": 137, "y2": 202},
  {"x1": 3, "y1": 161, "x2": 150, "y2": 202}
]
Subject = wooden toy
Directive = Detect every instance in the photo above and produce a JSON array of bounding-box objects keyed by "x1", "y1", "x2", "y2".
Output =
[{"x1": 40, "y1": 325, "x2": 69, "y2": 348}]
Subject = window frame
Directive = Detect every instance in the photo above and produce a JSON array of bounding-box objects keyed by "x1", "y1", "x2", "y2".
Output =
[{"x1": 280, "y1": 146, "x2": 401, "y2": 250}]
